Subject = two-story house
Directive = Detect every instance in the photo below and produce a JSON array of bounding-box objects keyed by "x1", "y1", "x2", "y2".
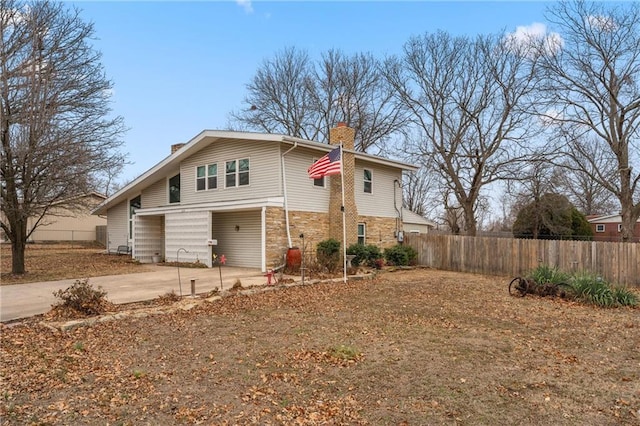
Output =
[{"x1": 92, "y1": 124, "x2": 419, "y2": 271}]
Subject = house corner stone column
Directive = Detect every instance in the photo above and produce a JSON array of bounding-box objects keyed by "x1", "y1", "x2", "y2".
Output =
[{"x1": 329, "y1": 122, "x2": 358, "y2": 248}]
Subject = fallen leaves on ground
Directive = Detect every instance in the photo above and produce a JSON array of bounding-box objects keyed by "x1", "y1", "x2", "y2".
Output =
[
  {"x1": 1, "y1": 269, "x2": 639, "y2": 425},
  {"x1": 1, "y1": 244, "x2": 152, "y2": 285}
]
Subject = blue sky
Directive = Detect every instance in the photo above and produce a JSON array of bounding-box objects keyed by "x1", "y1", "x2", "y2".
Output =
[{"x1": 72, "y1": 1, "x2": 551, "y2": 183}]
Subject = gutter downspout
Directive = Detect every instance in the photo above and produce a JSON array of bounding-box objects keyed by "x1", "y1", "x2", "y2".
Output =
[
  {"x1": 394, "y1": 179, "x2": 402, "y2": 236},
  {"x1": 281, "y1": 141, "x2": 298, "y2": 248}
]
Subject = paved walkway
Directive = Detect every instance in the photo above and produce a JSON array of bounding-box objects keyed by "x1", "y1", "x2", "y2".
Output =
[{"x1": 0, "y1": 265, "x2": 275, "y2": 322}]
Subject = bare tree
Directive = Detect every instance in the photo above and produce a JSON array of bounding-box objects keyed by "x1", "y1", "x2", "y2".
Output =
[
  {"x1": 229, "y1": 47, "x2": 319, "y2": 140},
  {"x1": 385, "y1": 31, "x2": 540, "y2": 236},
  {"x1": 230, "y1": 47, "x2": 407, "y2": 153},
  {"x1": 402, "y1": 168, "x2": 437, "y2": 218},
  {"x1": 1, "y1": 0, "x2": 126, "y2": 273},
  {"x1": 538, "y1": 0, "x2": 640, "y2": 241},
  {"x1": 555, "y1": 143, "x2": 619, "y2": 215}
]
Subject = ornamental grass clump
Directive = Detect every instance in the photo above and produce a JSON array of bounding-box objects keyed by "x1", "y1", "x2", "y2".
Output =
[
  {"x1": 527, "y1": 265, "x2": 570, "y2": 286},
  {"x1": 569, "y1": 272, "x2": 637, "y2": 308}
]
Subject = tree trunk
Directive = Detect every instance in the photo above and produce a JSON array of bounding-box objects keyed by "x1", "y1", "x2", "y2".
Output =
[
  {"x1": 619, "y1": 203, "x2": 638, "y2": 243},
  {"x1": 462, "y1": 203, "x2": 477, "y2": 236},
  {"x1": 10, "y1": 219, "x2": 27, "y2": 274}
]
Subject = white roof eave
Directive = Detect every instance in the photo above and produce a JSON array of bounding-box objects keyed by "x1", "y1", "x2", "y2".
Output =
[{"x1": 93, "y1": 130, "x2": 418, "y2": 215}]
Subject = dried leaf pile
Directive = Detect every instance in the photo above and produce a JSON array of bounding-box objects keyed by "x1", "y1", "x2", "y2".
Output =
[{"x1": 1, "y1": 269, "x2": 639, "y2": 425}]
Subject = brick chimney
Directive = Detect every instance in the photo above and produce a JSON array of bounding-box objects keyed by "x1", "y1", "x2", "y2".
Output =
[
  {"x1": 171, "y1": 143, "x2": 185, "y2": 154},
  {"x1": 328, "y1": 122, "x2": 358, "y2": 247}
]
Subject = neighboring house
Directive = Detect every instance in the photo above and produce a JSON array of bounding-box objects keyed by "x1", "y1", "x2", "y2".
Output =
[
  {"x1": 401, "y1": 208, "x2": 436, "y2": 235},
  {"x1": 1, "y1": 193, "x2": 106, "y2": 243},
  {"x1": 587, "y1": 214, "x2": 640, "y2": 242},
  {"x1": 92, "y1": 124, "x2": 419, "y2": 271}
]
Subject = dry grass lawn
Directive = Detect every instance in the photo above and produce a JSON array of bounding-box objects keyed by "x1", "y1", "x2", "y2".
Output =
[
  {"x1": 0, "y1": 244, "x2": 151, "y2": 285},
  {"x1": 1, "y1": 247, "x2": 638, "y2": 425}
]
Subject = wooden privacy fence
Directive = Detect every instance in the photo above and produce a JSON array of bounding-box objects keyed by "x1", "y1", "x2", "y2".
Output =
[{"x1": 404, "y1": 233, "x2": 640, "y2": 286}]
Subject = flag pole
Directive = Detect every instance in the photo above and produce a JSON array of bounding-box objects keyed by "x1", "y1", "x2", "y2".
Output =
[{"x1": 340, "y1": 144, "x2": 347, "y2": 283}]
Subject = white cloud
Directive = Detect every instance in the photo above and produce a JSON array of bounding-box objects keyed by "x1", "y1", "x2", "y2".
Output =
[
  {"x1": 504, "y1": 22, "x2": 564, "y2": 57},
  {"x1": 236, "y1": 0, "x2": 253, "y2": 14},
  {"x1": 539, "y1": 108, "x2": 564, "y2": 125},
  {"x1": 586, "y1": 15, "x2": 617, "y2": 32}
]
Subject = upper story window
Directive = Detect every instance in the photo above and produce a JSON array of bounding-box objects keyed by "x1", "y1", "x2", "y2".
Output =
[
  {"x1": 595, "y1": 224, "x2": 605, "y2": 232},
  {"x1": 169, "y1": 174, "x2": 180, "y2": 203},
  {"x1": 196, "y1": 164, "x2": 217, "y2": 191},
  {"x1": 226, "y1": 158, "x2": 250, "y2": 188},
  {"x1": 363, "y1": 169, "x2": 372, "y2": 193},
  {"x1": 617, "y1": 224, "x2": 622, "y2": 232},
  {"x1": 312, "y1": 158, "x2": 325, "y2": 187}
]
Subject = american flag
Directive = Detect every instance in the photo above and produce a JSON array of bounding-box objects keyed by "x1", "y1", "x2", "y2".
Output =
[{"x1": 307, "y1": 146, "x2": 342, "y2": 179}]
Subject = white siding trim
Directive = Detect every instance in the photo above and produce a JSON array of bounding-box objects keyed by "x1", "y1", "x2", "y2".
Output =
[
  {"x1": 261, "y1": 206, "x2": 266, "y2": 272},
  {"x1": 135, "y1": 197, "x2": 284, "y2": 216}
]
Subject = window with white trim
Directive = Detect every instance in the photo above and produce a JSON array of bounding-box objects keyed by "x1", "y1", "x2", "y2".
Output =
[
  {"x1": 363, "y1": 169, "x2": 372, "y2": 193},
  {"x1": 226, "y1": 158, "x2": 250, "y2": 188},
  {"x1": 595, "y1": 224, "x2": 605, "y2": 232},
  {"x1": 312, "y1": 158, "x2": 325, "y2": 187},
  {"x1": 196, "y1": 164, "x2": 217, "y2": 191},
  {"x1": 617, "y1": 224, "x2": 622, "y2": 232},
  {"x1": 357, "y1": 223, "x2": 366, "y2": 245}
]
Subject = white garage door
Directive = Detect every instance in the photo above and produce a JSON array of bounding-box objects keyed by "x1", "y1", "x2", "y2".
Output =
[{"x1": 211, "y1": 210, "x2": 261, "y2": 268}]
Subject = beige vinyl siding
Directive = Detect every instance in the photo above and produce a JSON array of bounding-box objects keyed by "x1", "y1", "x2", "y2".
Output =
[
  {"x1": 164, "y1": 211, "x2": 210, "y2": 265},
  {"x1": 355, "y1": 162, "x2": 402, "y2": 218},
  {"x1": 212, "y1": 210, "x2": 261, "y2": 268},
  {"x1": 142, "y1": 177, "x2": 168, "y2": 208},
  {"x1": 180, "y1": 139, "x2": 281, "y2": 205},
  {"x1": 28, "y1": 208, "x2": 106, "y2": 242},
  {"x1": 106, "y1": 200, "x2": 128, "y2": 252},
  {"x1": 284, "y1": 147, "x2": 330, "y2": 212}
]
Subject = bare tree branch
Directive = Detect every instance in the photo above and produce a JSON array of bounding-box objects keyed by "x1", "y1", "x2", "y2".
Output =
[
  {"x1": 228, "y1": 47, "x2": 407, "y2": 154},
  {"x1": 538, "y1": 0, "x2": 640, "y2": 241},
  {"x1": 385, "y1": 31, "x2": 541, "y2": 236},
  {"x1": 1, "y1": 0, "x2": 126, "y2": 273}
]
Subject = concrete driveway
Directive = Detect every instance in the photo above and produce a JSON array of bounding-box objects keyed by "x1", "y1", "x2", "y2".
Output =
[{"x1": 0, "y1": 265, "x2": 269, "y2": 322}]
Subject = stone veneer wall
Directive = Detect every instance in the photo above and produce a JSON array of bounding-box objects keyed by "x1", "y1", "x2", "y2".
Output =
[
  {"x1": 329, "y1": 124, "x2": 358, "y2": 247},
  {"x1": 265, "y1": 207, "x2": 330, "y2": 267},
  {"x1": 265, "y1": 206, "x2": 400, "y2": 268},
  {"x1": 358, "y1": 215, "x2": 399, "y2": 249}
]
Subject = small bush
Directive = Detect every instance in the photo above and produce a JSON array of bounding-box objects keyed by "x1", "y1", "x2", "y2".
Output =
[
  {"x1": 346, "y1": 243, "x2": 381, "y2": 267},
  {"x1": 157, "y1": 290, "x2": 181, "y2": 305},
  {"x1": 52, "y1": 279, "x2": 110, "y2": 316},
  {"x1": 383, "y1": 244, "x2": 417, "y2": 266},
  {"x1": 373, "y1": 258, "x2": 385, "y2": 270},
  {"x1": 317, "y1": 238, "x2": 341, "y2": 272}
]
